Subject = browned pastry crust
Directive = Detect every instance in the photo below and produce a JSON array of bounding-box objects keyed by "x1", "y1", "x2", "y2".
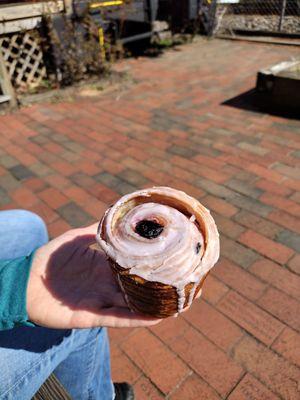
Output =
[{"x1": 110, "y1": 259, "x2": 209, "y2": 318}]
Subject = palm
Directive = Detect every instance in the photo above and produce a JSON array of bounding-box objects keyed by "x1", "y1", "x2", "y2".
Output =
[{"x1": 27, "y1": 224, "x2": 160, "y2": 329}]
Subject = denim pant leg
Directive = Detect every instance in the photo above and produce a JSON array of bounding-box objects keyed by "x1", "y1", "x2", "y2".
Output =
[
  {"x1": 0, "y1": 326, "x2": 114, "y2": 400},
  {"x1": 54, "y1": 327, "x2": 114, "y2": 400},
  {"x1": 0, "y1": 210, "x2": 114, "y2": 400},
  {"x1": 0, "y1": 210, "x2": 48, "y2": 259}
]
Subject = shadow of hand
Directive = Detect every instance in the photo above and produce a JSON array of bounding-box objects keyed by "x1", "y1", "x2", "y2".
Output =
[{"x1": 27, "y1": 224, "x2": 161, "y2": 329}]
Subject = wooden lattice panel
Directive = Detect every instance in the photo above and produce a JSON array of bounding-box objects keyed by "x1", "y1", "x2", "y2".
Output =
[{"x1": 0, "y1": 31, "x2": 47, "y2": 92}]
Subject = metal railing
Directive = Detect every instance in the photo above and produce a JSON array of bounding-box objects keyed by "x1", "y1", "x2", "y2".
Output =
[{"x1": 212, "y1": 0, "x2": 300, "y2": 36}]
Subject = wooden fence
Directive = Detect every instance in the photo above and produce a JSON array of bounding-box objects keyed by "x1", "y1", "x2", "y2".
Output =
[{"x1": 0, "y1": 0, "x2": 66, "y2": 104}]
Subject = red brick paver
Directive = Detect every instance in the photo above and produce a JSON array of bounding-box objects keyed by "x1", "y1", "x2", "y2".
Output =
[{"x1": 0, "y1": 38, "x2": 299, "y2": 399}]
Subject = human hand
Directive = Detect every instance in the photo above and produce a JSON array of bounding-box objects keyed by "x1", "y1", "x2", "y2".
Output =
[{"x1": 27, "y1": 224, "x2": 161, "y2": 329}]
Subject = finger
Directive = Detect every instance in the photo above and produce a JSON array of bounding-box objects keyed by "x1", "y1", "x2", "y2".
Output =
[
  {"x1": 64, "y1": 225, "x2": 100, "y2": 248},
  {"x1": 80, "y1": 223, "x2": 100, "y2": 236},
  {"x1": 84, "y1": 288, "x2": 127, "y2": 309},
  {"x1": 62, "y1": 233, "x2": 98, "y2": 248},
  {"x1": 111, "y1": 292, "x2": 128, "y2": 308},
  {"x1": 69, "y1": 307, "x2": 162, "y2": 329},
  {"x1": 99, "y1": 307, "x2": 162, "y2": 328}
]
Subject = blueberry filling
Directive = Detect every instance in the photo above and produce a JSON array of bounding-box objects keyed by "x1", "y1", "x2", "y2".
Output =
[
  {"x1": 135, "y1": 220, "x2": 164, "y2": 239},
  {"x1": 196, "y1": 242, "x2": 201, "y2": 254}
]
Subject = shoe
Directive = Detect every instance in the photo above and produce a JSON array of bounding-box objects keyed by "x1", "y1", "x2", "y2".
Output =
[{"x1": 113, "y1": 382, "x2": 135, "y2": 400}]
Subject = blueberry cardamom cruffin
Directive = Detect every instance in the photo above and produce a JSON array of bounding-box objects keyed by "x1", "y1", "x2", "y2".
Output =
[{"x1": 96, "y1": 187, "x2": 220, "y2": 318}]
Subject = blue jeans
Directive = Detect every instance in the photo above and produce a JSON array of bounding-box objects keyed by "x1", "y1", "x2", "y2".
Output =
[{"x1": 0, "y1": 210, "x2": 114, "y2": 400}]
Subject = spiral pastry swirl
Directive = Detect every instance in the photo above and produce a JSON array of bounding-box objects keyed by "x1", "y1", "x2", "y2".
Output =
[{"x1": 96, "y1": 187, "x2": 220, "y2": 317}]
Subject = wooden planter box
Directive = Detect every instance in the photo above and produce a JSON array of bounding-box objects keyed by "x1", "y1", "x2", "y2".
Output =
[{"x1": 256, "y1": 60, "x2": 300, "y2": 111}]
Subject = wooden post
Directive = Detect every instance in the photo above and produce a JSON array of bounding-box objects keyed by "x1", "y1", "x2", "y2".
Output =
[
  {"x1": 0, "y1": 48, "x2": 17, "y2": 108},
  {"x1": 278, "y1": 0, "x2": 287, "y2": 32},
  {"x1": 207, "y1": 0, "x2": 218, "y2": 37},
  {"x1": 64, "y1": 0, "x2": 73, "y2": 15}
]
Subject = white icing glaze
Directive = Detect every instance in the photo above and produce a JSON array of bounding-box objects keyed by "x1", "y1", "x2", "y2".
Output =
[
  {"x1": 190, "y1": 215, "x2": 196, "y2": 223},
  {"x1": 176, "y1": 287, "x2": 186, "y2": 313},
  {"x1": 187, "y1": 282, "x2": 198, "y2": 308},
  {"x1": 96, "y1": 187, "x2": 220, "y2": 314},
  {"x1": 105, "y1": 203, "x2": 204, "y2": 285}
]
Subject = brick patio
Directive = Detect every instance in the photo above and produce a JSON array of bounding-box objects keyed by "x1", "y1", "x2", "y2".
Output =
[{"x1": 0, "y1": 38, "x2": 300, "y2": 399}]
